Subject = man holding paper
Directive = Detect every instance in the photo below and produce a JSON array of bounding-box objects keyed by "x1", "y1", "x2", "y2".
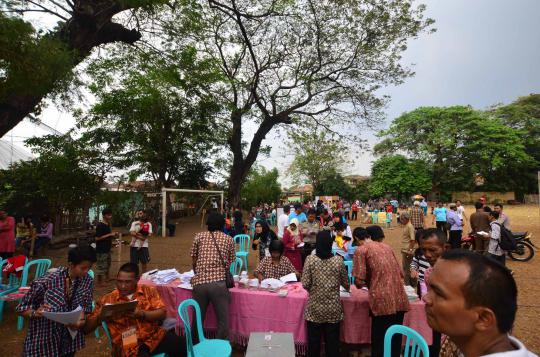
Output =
[
  {"x1": 85, "y1": 263, "x2": 185, "y2": 357},
  {"x1": 16, "y1": 246, "x2": 96, "y2": 357}
]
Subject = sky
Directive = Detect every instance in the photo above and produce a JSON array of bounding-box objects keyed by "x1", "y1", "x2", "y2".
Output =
[{"x1": 4, "y1": 0, "x2": 540, "y2": 184}]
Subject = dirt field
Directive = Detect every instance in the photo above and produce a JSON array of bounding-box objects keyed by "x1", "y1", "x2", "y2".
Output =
[{"x1": 0, "y1": 204, "x2": 538, "y2": 355}]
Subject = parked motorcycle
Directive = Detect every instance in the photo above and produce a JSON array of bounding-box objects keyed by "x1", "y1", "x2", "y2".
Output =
[
  {"x1": 508, "y1": 231, "x2": 537, "y2": 262},
  {"x1": 461, "y1": 232, "x2": 537, "y2": 262}
]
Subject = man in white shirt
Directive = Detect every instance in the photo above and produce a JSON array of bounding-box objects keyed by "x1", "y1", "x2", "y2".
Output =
[
  {"x1": 494, "y1": 204, "x2": 511, "y2": 230},
  {"x1": 129, "y1": 210, "x2": 153, "y2": 273},
  {"x1": 456, "y1": 200, "x2": 468, "y2": 222},
  {"x1": 424, "y1": 250, "x2": 537, "y2": 357},
  {"x1": 487, "y1": 211, "x2": 505, "y2": 266},
  {"x1": 277, "y1": 205, "x2": 290, "y2": 239}
]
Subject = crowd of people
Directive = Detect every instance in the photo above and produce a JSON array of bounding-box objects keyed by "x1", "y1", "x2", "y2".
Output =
[{"x1": 0, "y1": 196, "x2": 536, "y2": 357}]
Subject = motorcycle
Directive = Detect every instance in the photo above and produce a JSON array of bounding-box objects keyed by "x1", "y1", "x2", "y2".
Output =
[
  {"x1": 508, "y1": 231, "x2": 537, "y2": 262},
  {"x1": 461, "y1": 231, "x2": 537, "y2": 262}
]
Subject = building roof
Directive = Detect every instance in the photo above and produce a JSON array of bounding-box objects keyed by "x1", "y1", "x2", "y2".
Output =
[{"x1": 0, "y1": 139, "x2": 33, "y2": 170}]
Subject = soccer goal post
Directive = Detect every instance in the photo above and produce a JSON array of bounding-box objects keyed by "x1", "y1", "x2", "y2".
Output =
[{"x1": 161, "y1": 187, "x2": 224, "y2": 237}]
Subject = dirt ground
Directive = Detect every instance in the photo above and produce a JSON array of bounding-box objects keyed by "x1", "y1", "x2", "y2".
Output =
[{"x1": 0, "y1": 204, "x2": 538, "y2": 355}]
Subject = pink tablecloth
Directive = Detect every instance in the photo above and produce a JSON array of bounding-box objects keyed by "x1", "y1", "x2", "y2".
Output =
[{"x1": 142, "y1": 280, "x2": 432, "y2": 354}]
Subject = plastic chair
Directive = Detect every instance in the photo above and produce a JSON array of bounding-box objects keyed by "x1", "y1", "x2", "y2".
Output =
[
  {"x1": 384, "y1": 324, "x2": 429, "y2": 357},
  {"x1": 371, "y1": 212, "x2": 378, "y2": 224},
  {"x1": 17, "y1": 259, "x2": 52, "y2": 330},
  {"x1": 343, "y1": 260, "x2": 354, "y2": 285},
  {"x1": 230, "y1": 257, "x2": 243, "y2": 276},
  {"x1": 178, "y1": 299, "x2": 232, "y2": 357},
  {"x1": 234, "y1": 234, "x2": 250, "y2": 270},
  {"x1": 101, "y1": 321, "x2": 168, "y2": 357},
  {"x1": 86, "y1": 270, "x2": 101, "y2": 338},
  {"x1": 0, "y1": 257, "x2": 26, "y2": 322}
]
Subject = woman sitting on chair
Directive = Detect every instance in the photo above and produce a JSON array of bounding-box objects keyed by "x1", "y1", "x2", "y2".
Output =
[
  {"x1": 254, "y1": 240, "x2": 298, "y2": 282},
  {"x1": 252, "y1": 220, "x2": 278, "y2": 261}
]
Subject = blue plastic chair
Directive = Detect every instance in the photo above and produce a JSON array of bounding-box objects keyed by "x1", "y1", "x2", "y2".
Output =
[
  {"x1": 234, "y1": 234, "x2": 250, "y2": 270},
  {"x1": 101, "y1": 321, "x2": 167, "y2": 357},
  {"x1": 86, "y1": 270, "x2": 101, "y2": 339},
  {"x1": 178, "y1": 299, "x2": 232, "y2": 357},
  {"x1": 230, "y1": 257, "x2": 243, "y2": 276},
  {"x1": 0, "y1": 257, "x2": 26, "y2": 322},
  {"x1": 17, "y1": 259, "x2": 52, "y2": 330},
  {"x1": 343, "y1": 260, "x2": 354, "y2": 285},
  {"x1": 383, "y1": 324, "x2": 429, "y2": 357}
]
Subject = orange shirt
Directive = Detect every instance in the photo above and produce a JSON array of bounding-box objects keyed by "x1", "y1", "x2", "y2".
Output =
[{"x1": 91, "y1": 285, "x2": 167, "y2": 357}]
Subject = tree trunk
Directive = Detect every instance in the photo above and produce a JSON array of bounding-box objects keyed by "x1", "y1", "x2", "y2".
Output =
[{"x1": 0, "y1": 1, "x2": 143, "y2": 137}]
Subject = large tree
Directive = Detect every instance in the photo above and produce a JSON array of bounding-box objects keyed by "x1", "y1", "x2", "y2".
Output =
[
  {"x1": 0, "y1": 0, "x2": 166, "y2": 136},
  {"x1": 369, "y1": 154, "x2": 431, "y2": 197},
  {"x1": 241, "y1": 166, "x2": 281, "y2": 208},
  {"x1": 160, "y1": 0, "x2": 434, "y2": 206},
  {"x1": 286, "y1": 127, "x2": 350, "y2": 192},
  {"x1": 490, "y1": 94, "x2": 540, "y2": 194},
  {"x1": 374, "y1": 106, "x2": 534, "y2": 194},
  {"x1": 79, "y1": 47, "x2": 222, "y2": 189}
]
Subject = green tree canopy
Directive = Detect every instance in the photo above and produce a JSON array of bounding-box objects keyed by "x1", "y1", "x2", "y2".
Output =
[
  {"x1": 241, "y1": 166, "x2": 282, "y2": 209},
  {"x1": 374, "y1": 106, "x2": 534, "y2": 194},
  {"x1": 286, "y1": 127, "x2": 350, "y2": 193},
  {"x1": 369, "y1": 155, "x2": 431, "y2": 197},
  {"x1": 315, "y1": 170, "x2": 353, "y2": 201},
  {"x1": 78, "y1": 47, "x2": 223, "y2": 189}
]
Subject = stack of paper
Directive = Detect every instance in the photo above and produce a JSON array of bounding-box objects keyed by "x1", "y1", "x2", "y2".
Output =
[
  {"x1": 279, "y1": 273, "x2": 297, "y2": 283},
  {"x1": 260, "y1": 278, "x2": 285, "y2": 291},
  {"x1": 179, "y1": 270, "x2": 194, "y2": 284},
  {"x1": 151, "y1": 269, "x2": 182, "y2": 284}
]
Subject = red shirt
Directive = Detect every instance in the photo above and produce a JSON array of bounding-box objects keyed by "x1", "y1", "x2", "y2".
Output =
[{"x1": 0, "y1": 216, "x2": 15, "y2": 253}]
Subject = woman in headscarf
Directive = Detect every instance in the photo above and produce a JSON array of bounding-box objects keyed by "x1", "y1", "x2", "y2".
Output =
[
  {"x1": 302, "y1": 231, "x2": 350, "y2": 357},
  {"x1": 282, "y1": 218, "x2": 304, "y2": 272},
  {"x1": 252, "y1": 220, "x2": 278, "y2": 261},
  {"x1": 254, "y1": 240, "x2": 297, "y2": 281}
]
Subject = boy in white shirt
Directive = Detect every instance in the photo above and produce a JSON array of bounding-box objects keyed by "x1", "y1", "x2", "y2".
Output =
[{"x1": 277, "y1": 205, "x2": 290, "y2": 239}]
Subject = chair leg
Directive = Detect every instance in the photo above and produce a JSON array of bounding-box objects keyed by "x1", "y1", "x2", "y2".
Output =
[
  {"x1": 94, "y1": 325, "x2": 100, "y2": 338},
  {"x1": 0, "y1": 300, "x2": 4, "y2": 323},
  {"x1": 17, "y1": 315, "x2": 24, "y2": 331}
]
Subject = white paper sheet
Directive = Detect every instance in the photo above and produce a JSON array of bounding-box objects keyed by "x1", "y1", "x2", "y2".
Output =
[
  {"x1": 43, "y1": 306, "x2": 82, "y2": 325},
  {"x1": 477, "y1": 231, "x2": 489, "y2": 236},
  {"x1": 280, "y1": 273, "x2": 298, "y2": 283}
]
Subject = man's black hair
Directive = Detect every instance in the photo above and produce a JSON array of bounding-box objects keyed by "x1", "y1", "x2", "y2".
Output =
[
  {"x1": 102, "y1": 207, "x2": 113, "y2": 216},
  {"x1": 118, "y1": 262, "x2": 140, "y2": 278},
  {"x1": 353, "y1": 227, "x2": 369, "y2": 240},
  {"x1": 420, "y1": 228, "x2": 447, "y2": 246},
  {"x1": 440, "y1": 250, "x2": 517, "y2": 333},
  {"x1": 494, "y1": 203, "x2": 504, "y2": 209},
  {"x1": 307, "y1": 208, "x2": 316, "y2": 216},
  {"x1": 283, "y1": 205, "x2": 291, "y2": 214},
  {"x1": 415, "y1": 228, "x2": 426, "y2": 243},
  {"x1": 489, "y1": 210, "x2": 500, "y2": 220},
  {"x1": 68, "y1": 245, "x2": 97, "y2": 265},
  {"x1": 269, "y1": 239, "x2": 285, "y2": 255},
  {"x1": 206, "y1": 212, "x2": 225, "y2": 232},
  {"x1": 366, "y1": 225, "x2": 384, "y2": 241},
  {"x1": 475, "y1": 202, "x2": 483, "y2": 210},
  {"x1": 333, "y1": 222, "x2": 344, "y2": 232},
  {"x1": 483, "y1": 206, "x2": 492, "y2": 213},
  {"x1": 293, "y1": 202, "x2": 302, "y2": 210}
]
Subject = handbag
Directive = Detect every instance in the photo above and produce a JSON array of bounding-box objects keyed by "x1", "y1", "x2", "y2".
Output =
[{"x1": 210, "y1": 232, "x2": 235, "y2": 289}]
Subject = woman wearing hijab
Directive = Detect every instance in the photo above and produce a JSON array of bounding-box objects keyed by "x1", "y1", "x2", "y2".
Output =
[
  {"x1": 252, "y1": 220, "x2": 278, "y2": 261},
  {"x1": 282, "y1": 218, "x2": 304, "y2": 272},
  {"x1": 302, "y1": 231, "x2": 350, "y2": 357},
  {"x1": 254, "y1": 240, "x2": 297, "y2": 281}
]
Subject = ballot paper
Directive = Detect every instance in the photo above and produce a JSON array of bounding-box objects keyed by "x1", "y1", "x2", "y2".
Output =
[
  {"x1": 151, "y1": 269, "x2": 182, "y2": 284},
  {"x1": 102, "y1": 300, "x2": 138, "y2": 318},
  {"x1": 279, "y1": 273, "x2": 297, "y2": 283},
  {"x1": 260, "y1": 278, "x2": 285, "y2": 290},
  {"x1": 43, "y1": 306, "x2": 83, "y2": 325},
  {"x1": 339, "y1": 286, "x2": 351, "y2": 298}
]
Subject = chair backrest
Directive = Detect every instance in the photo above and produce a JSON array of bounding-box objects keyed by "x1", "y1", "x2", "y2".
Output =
[
  {"x1": 234, "y1": 234, "x2": 250, "y2": 253},
  {"x1": 343, "y1": 260, "x2": 354, "y2": 285},
  {"x1": 384, "y1": 324, "x2": 429, "y2": 357},
  {"x1": 230, "y1": 257, "x2": 243, "y2": 275},
  {"x1": 101, "y1": 321, "x2": 113, "y2": 348},
  {"x1": 178, "y1": 299, "x2": 205, "y2": 357},
  {"x1": 20, "y1": 259, "x2": 52, "y2": 287}
]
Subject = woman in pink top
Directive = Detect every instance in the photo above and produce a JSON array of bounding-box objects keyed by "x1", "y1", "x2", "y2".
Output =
[
  {"x1": 0, "y1": 210, "x2": 16, "y2": 259},
  {"x1": 282, "y1": 218, "x2": 304, "y2": 272}
]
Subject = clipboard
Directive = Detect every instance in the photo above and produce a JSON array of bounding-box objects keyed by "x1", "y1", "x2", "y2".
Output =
[{"x1": 101, "y1": 300, "x2": 138, "y2": 318}]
